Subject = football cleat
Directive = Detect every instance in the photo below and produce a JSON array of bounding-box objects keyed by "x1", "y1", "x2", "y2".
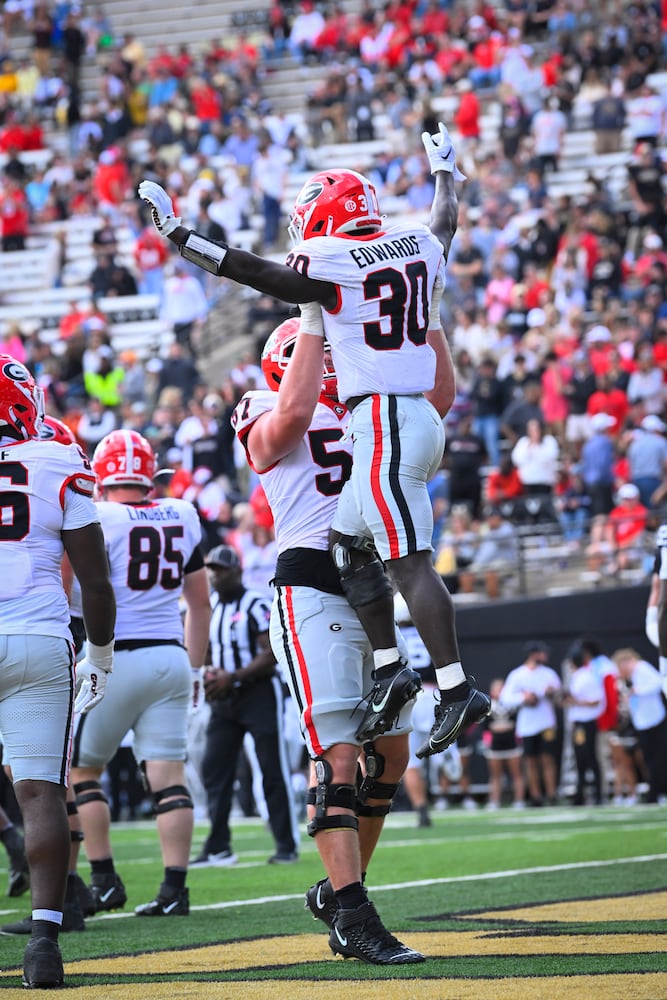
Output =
[
  {"x1": 305, "y1": 877, "x2": 338, "y2": 929},
  {"x1": 329, "y1": 900, "x2": 425, "y2": 964},
  {"x1": 89, "y1": 872, "x2": 127, "y2": 913},
  {"x1": 68, "y1": 872, "x2": 96, "y2": 918},
  {"x1": 135, "y1": 884, "x2": 189, "y2": 917},
  {"x1": 22, "y1": 936, "x2": 64, "y2": 989},
  {"x1": 355, "y1": 663, "x2": 422, "y2": 743},
  {"x1": 416, "y1": 687, "x2": 491, "y2": 759}
]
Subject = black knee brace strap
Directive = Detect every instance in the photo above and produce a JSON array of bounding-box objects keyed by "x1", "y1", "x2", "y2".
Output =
[
  {"x1": 67, "y1": 800, "x2": 79, "y2": 816},
  {"x1": 331, "y1": 535, "x2": 393, "y2": 608},
  {"x1": 306, "y1": 758, "x2": 359, "y2": 838},
  {"x1": 70, "y1": 829, "x2": 85, "y2": 843},
  {"x1": 153, "y1": 784, "x2": 193, "y2": 815},
  {"x1": 357, "y1": 743, "x2": 398, "y2": 816},
  {"x1": 73, "y1": 780, "x2": 108, "y2": 807}
]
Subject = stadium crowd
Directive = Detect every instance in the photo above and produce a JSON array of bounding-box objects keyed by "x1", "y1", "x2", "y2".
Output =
[{"x1": 0, "y1": 0, "x2": 665, "y2": 596}]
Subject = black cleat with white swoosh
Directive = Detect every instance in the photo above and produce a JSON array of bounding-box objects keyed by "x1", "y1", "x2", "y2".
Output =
[
  {"x1": 305, "y1": 877, "x2": 338, "y2": 929},
  {"x1": 329, "y1": 900, "x2": 424, "y2": 964},
  {"x1": 89, "y1": 871, "x2": 127, "y2": 913},
  {"x1": 135, "y1": 883, "x2": 189, "y2": 917},
  {"x1": 416, "y1": 687, "x2": 492, "y2": 759},
  {"x1": 355, "y1": 663, "x2": 422, "y2": 743}
]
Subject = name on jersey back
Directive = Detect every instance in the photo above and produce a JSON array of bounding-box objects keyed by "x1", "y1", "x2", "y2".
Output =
[
  {"x1": 349, "y1": 235, "x2": 421, "y2": 269},
  {"x1": 126, "y1": 503, "x2": 181, "y2": 522}
]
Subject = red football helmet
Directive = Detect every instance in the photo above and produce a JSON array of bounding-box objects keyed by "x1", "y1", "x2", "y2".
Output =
[
  {"x1": 261, "y1": 318, "x2": 338, "y2": 399},
  {"x1": 92, "y1": 429, "x2": 156, "y2": 489},
  {"x1": 0, "y1": 354, "x2": 44, "y2": 440},
  {"x1": 288, "y1": 169, "x2": 382, "y2": 243},
  {"x1": 39, "y1": 414, "x2": 76, "y2": 445}
]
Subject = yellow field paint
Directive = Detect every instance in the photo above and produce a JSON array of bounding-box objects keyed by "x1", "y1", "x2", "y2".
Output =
[
  {"x1": 467, "y1": 890, "x2": 667, "y2": 924},
  {"x1": 2, "y1": 975, "x2": 667, "y2": 1000}
]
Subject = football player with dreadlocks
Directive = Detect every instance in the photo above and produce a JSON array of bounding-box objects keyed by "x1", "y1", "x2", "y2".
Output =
[
  {"x1": 232, "y1": 318, "x2": 423, "y2": 964},
  {"x1": 139, "y1": 122, "x2": 490, "y2": 758}
]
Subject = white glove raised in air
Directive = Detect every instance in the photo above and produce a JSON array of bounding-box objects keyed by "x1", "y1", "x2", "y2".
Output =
[
  {"x1": 137, "y1": 179, "x2": 182, "y2": 236},
  {"x1": 74, "y1": 640, "x2": 114, "y2": 715},
  {"x1": 421, "y1": 122, "x2": 467, "y2": 182}
]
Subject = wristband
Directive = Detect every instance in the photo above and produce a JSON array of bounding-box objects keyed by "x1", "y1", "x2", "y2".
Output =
[
  {"x1": 85, "y1": 639, "x2": 114, "y2": 674},
  {"x1": 660, "y1": 656, "x2": 667, "y2": 677},
  {"x1": 180, "y1": 231, "x2": 228, "y2": 275},
  {"x1": 298, "y1": 301, "x2": 325, "y2": 337},
  {"x1": 429, "y1": 276, "x2": 444, "y2": 328}
]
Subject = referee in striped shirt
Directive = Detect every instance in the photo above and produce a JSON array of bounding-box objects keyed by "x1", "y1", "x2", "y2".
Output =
[{"x1": 191, "y1": 545, "x2": 299, "y2": 866}]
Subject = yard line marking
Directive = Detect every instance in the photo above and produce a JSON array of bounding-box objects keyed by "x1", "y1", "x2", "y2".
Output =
[{"x1": 92, "y1": 853, "x2": 667, "y2": 920}]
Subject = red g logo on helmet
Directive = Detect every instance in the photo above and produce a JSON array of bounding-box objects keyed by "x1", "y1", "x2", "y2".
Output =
[{"x1": 0, "y1": 354, "x2": 44, "y2": 440}]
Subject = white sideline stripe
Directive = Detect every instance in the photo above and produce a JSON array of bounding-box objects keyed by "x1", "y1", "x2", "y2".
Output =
[{"x1": 93, "y1": 853, "x2": 667, "y2": 920}]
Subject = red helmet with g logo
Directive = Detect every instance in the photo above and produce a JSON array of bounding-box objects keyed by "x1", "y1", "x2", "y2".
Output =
[
  {"x1": 0, "y1": 354, "x2": 44, "y2": 440},
  {"x1": 289, "y1": 169, "x2": 382, "y2": 243}
]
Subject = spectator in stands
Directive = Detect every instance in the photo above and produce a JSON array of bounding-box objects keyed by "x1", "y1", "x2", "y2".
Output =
[
  {"x1": 251, "y1": 131, "x2": 287, "y2": 252},
  {"x1": 30, "y1": 3, "x2": 54, "y2": 78},
  {"x1": 160, "y1": 259, "x2": 210, "y2": 355},
  {"x1": 627, "y1": 343, "x2": 665, "y2": 422},
  {"x1": 586, "y1": 370, "x2": 629, "y2": 437},
  {"x1": 444, "y1": 412, "x2": 487, "y2": 519},
  {"x1": 469, "y1": 356, "x2": 504, "y2": 468},
  {"x1": 458, "y1": 505, "x2": 518, "y2": 600},
  {"x1": 156, "y1": 341, "x2": 202, "y2": 404},
  {"x1": 89, "y1": 251, "x2": 138, "y2": 300},
  {"x1": 83, "y1": 345, "x2": 125, "y2": 408},
  {"x1": 76, "y1": 395, "x2": 118, "y2": 456},
  {"x1": 586, "y1": 482, "x2": 648, "y2": 577},
  {"x1": 580, "y1": 411, "x2": 616, "y2": 517},
  {"x1": 434, "y1": 505, "x2": 479, "y2": 593},
  {"x1": 554, "y1": 463, "x2": 591, "y2": 547},
  {"x1": 133, "y1": 218, "x2": 170, "y2": 298},
  {"x1": 627, "y1": 415, "x2": 667, "y2": 510},
  {"x1": 530, "y1": 95, "x2": 567, "y2": 177},
  {"x1": 591, "y1": 79, "x2": 626, "y2": 155},
  {"x1": 500, "y1": 377, "x2": 544, "y2": 447},
  {"x1": 0, "y1": 175, "x2": 29, "y2": 251},
  {"x1": 511, "y1": 418, "x2": 560, "y2": 516},
  {"x1": 540, "y1": 350, "x2": 571, "y2": 442},
  {"x1": 118, "y1": 350, "x2": 146, "y2": 407}
]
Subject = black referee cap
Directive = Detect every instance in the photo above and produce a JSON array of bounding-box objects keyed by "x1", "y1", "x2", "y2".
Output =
[{"x1": 205, "y1": 545, "x2": 241, "y2": 569}]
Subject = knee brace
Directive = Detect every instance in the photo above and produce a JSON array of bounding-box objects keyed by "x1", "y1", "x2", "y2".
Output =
[
  {"x1": 67, "y1": 800, "x2": 84, "y2": 841},
  {"x1": 357, "y1": 744, "x2": 399, "y2": 818},
  {"x1": 306, "y1": 758, "x2": 359, "y2": 838},
  {"x1": 73, "y1": 780, "x2": 108, "y2": 808},
  {"x1": 331, "y1": 534, "x2": 393, "y2": 609},
  {"x1": 152, "y1": 784, "x2": 194, "y2": 816}
]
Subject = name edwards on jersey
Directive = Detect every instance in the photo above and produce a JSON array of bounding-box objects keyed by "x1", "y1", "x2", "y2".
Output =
[{"x1": 348, "y1": 235, "x2": 421, "y2": 269}]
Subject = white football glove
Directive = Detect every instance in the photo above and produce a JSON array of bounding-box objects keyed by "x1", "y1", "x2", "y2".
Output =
[
  {"x1": 74, "y1": 641, "x2": 114, "y2": 715},
  {"x1": 137, "y1": 179, "x2": 182, "y2": 236},
  {"x1": 421, "y1": 122, "x2": 467, "y2": 182}
]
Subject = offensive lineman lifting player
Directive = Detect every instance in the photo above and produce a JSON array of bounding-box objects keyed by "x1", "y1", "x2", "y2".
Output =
[
  {"x1": 233, "y1": 317, "x2": 424, "y2": 963},
  {"x1": 139, "y1": 121, "x2": 491, "y2": 757}
]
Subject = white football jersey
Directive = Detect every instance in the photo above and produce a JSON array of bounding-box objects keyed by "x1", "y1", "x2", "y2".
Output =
[
  {"x1": 233, "y1": 389, "x2": 351, "y2": 553},
  {"x1": 286, "y1": 222, "x2": 446, "y2": 402},
  {"x1": 0, "y1": 438, "x2": 97, "y2": 638},
  {"x1": 96, "y1": 497, "x2": 203, "y2": 640}
]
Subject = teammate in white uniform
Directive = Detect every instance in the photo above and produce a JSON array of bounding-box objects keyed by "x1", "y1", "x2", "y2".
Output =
[
  {"x1": 0, "y1": 355, "x2": 116, "y2": 988},
  {"x1": 232, "y1": 318, "x2": 423, "y2": 965},
  {"x1": 139, "y1": 120, "x2": 491, "y2": 757},
  {"x1": 70, "y1": 429, "x2": 211, "y2": 919}
]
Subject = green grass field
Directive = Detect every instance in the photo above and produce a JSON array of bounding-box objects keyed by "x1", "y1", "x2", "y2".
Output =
[{"x1": 1, "y1": 801, "x2": 666, "y2": 997}]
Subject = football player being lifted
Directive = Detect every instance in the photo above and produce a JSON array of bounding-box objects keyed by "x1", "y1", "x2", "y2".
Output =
[{"x1": 139, "y1": 121, "x2": 491, "y2": 758}]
